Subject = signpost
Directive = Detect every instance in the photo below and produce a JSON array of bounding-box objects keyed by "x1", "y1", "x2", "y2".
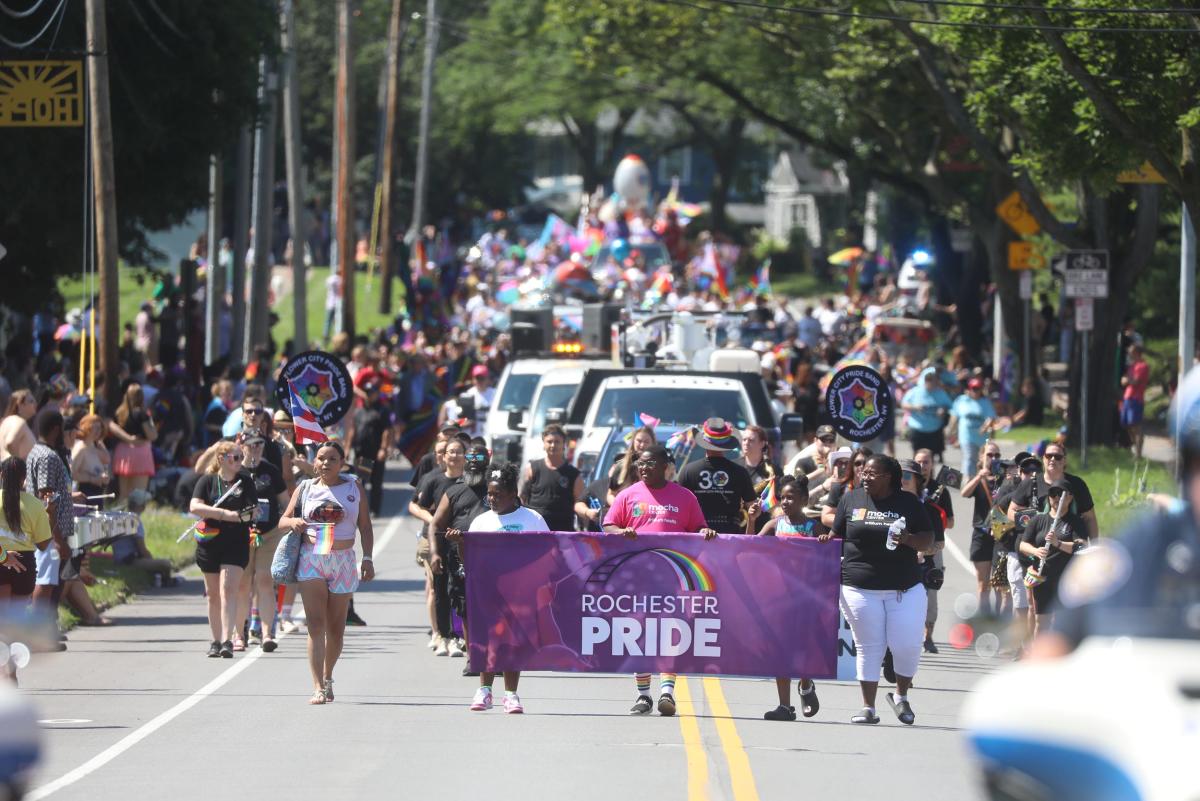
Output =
[{"x1": 1064, "y1": 250, "x2": 1108, "y2": 469}]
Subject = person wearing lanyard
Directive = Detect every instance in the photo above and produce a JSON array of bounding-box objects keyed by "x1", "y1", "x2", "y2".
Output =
[
  {"x1": 677, "y1": 418, "x2": 758, "y2": 535},
  {"x1": 233, "y1": 432, "x2": 288, "y2": 652},
  {"x1": 278, "y1": 441, "x2": 375, "y2": 704},
  {"x1": 1019, "y1": 479, "x2": 1090, "y2": 633},
  {"x1": 190, "y1": 441, "x2": 259, "y2": 658},
  {"x1": 960, "y1": 443, "x2": 1006, "y2": 616},
  {"x1": 832, "y1": 454, "x2": 934, "y2": 725}
]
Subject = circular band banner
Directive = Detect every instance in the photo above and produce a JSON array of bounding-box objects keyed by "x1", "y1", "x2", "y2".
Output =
[
  {"x1": 824, "y1": 364, "x2": 892, "y2": 443},
  {"x1": 275, "y1": 350, "x2": 354, "y2": 427}
]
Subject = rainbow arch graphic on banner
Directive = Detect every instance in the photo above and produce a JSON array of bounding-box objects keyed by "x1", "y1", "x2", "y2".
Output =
[{"x1": 584, "y1": 547, "x2": 715, "y2": 593}]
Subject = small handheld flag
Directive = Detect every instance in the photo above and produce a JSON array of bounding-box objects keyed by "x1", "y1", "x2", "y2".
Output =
[
  {"x1": 287, "y1": 380, "x2": 329, "y2": 445},
  {"x1": 313, "y1": 523, "x2": 335, "y2": 555},
  {"x1": 759, "y1": 478, "x2": 779, "y2": 515}
]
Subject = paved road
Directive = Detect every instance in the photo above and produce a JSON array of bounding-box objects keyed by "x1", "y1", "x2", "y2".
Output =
[{"x1": 20, "y1": 457, "x2": 996, "y2": 801}]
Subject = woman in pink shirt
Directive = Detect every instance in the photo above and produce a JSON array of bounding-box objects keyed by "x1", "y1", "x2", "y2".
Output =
[{"x1": 603, "y1": 444, "x2": 716, "y2": 717}]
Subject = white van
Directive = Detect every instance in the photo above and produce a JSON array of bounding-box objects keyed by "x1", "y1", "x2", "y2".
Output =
[
  {"x1": 486, "y1": 358, "x2": 563, "y2": 463},
  {"x1": 518, "y1": 365, "x2": 588, "y2": 465}
]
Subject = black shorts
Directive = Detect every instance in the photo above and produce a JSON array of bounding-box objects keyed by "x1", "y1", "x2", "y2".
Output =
[
  {"x1": 0, "y1": 550, "x2": 37, "y2": 596},
  {"x1": 195, "y1": 528, "x2": 250, "y2": 574},
  {"x1": 969, "y1": 527, "x2": 995, "y2": 563},
  {"x1": 909, "y1": 428, "x2": 945, "y2": 456}
]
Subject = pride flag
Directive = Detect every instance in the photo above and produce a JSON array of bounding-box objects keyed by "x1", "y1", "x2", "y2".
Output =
[
  {"x1": 287, "y1": 380, "x2": 329, "y2": 445},
  {"x1": 750, "y1": 259, "x2": 772, "y2": 296},
  {"x1": 699, "y1": 242, "x2": 730, "y2": 300},
  {"x1": 759, "y1": 478, "x2": 779, "y2": 515}
]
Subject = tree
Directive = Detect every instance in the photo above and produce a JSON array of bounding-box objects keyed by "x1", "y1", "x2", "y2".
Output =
[{"x1": 0, "y1": 0, "x2": 277, "y2": 311}]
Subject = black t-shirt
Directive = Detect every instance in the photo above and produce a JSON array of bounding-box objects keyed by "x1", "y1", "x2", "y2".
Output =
[
  {"x1": 969, "y1": 476, "x2": 1006, "y2": 529},
  {"x1": 833, "y1": 487, "x2": 932, "y2": 590},
  {"x1": 352, "y1": 403, "x2": 393, "y2": 455},
  {"x1": 1021, "y1": 511, "x2": 1088, "y2": 579},
  {"x1": 795, "y1": 455, "x2": 819, "y2": 478},
  {"x1": 676, "y1": 456, "x2": 756, "y2": 534},
  {"x1": 192, "y1": 470, "x2": 259, "y2": 539},
  {"x1": 261, "y1": 439, "x2": 284, "y2": 473},
  {"x1": 820, "y1": 480, "x2": 849, "y2": 511},
  {"x1": 1010, "y1": 473, "x2": 1095, "y2": 517},
  {"x1": 926, "y1": 479, "x2": 954, "y2": 524},
  {"x1": 925, "y1": 498, "x2": 946, "y2": 544},
  {"x1": 121, "y1": 409, "x2": 149, "y2": 437},
  {"x1": 445, "y1": 480, "x2": 488, "y2": 531},
  {"x1": 416, "y1": 469, "x2": 459, "y2": 536},
  {"x1": 410, "y1": 451, "x2": 438, "y2": 491},
  {"x1": 247, "y1": 459, "x2": 287, "y2": 531},
  {"x1": 525, "y1": 459, "x2": 581, "y2": 532}
]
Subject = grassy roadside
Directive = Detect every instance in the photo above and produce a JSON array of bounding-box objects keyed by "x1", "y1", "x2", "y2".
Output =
[
  {"x1": 272, "y1": 265, "x2": 405, "y2": 348},
  {"x1": 59, "y1": 506, "x2": 197, "y2": 630}
]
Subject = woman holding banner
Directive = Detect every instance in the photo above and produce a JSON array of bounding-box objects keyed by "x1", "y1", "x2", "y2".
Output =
[
  {"x1": 832, "y1": 454, "x2": 933, "y2": 726},
  {"x1": 278, "y1": 442, "x2": 375, "y2": 705},
  {"x1": 465, "y1": 463, "x2": 548, "y2": 714}
]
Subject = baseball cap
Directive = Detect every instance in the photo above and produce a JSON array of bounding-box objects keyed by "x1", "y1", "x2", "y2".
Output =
[
  {"x1": 1019, "y1": 455, "x2": 1042, "y2": 472},
  {"x1": 967, "y1": 377, "x2": 984, "y2": 390},
  {"x1": 816, "y1": 425, "x2": 836, "y2": 441},
  {"x1": 1048, "y1": 478, "x2": 1073, "y2": 494},
  {"x1": 471, "y1": 365, "x2": 490, "y2": 378}
]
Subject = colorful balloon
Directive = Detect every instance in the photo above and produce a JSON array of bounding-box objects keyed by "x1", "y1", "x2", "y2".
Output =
[{"x1": 613, "y1": 154, "x2": 651, "y2": 209}]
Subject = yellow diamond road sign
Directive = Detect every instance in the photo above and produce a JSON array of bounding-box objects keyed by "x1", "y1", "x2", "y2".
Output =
[
  {"x1": 0, "y1": 60, "x2": 83, "y2": 127},
  {"x1": 996, "y1": 191, "x2": 1041, "y2": 237},
  {"x1": 1117, "y1": 161, "x2": 1167, "y2": 185}
]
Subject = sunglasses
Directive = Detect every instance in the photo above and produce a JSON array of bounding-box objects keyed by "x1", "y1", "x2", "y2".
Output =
[
  {"x1": 1044, "y1": 453, "x2": 1064, "y2": 461},
  {"x1": 227, "y1": 453, "x2": 243, "y2": 462},
  {"x1": 986, "y1": 454, "x2": 1001, "y2": 460},
  {"x1": 243, "y1": 408, "x2": 264, "y2": 416},
  {"x1": 465, "y1": 453, "x2": 487, "y2": 462},
  {"x1": 818, "y1": 436, "x2": 835, "y2": 444},
  {"x1": 852, "y1": 460, "x2": 866, "y2": 467}
]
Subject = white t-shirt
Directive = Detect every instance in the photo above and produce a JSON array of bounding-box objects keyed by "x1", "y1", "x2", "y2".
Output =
[{"x1": 468, "y1": 506, "x2": 549, "y2": 533}]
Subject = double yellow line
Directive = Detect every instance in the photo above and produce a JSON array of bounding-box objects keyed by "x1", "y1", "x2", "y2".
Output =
[{"x1": 675, "y1": 677, "x2": 761, "y2": 801}]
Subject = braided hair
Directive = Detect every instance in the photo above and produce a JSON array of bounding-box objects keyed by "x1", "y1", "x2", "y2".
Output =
[
  {"x1": 1, "y1": 457, "x2": 26, "y2": 535},
  {"x1": 485, "y1": 462, "x2": 520, "y2": 495}
]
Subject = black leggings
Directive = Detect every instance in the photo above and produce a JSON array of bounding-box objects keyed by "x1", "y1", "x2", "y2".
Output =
[{"x1": 431, "y1": 538, "x2": 453, "y2": 638}]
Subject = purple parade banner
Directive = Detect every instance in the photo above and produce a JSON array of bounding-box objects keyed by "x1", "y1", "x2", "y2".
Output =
[{"x1": 463, "y1": 531, "x2": 841, "y2": 679}]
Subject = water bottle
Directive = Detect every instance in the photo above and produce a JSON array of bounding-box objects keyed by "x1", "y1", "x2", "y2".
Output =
[
  {"x1": 886, "y1": 517, "x2": 906, "y2": 551},
  {"x1": 589, "y1": 496, "x2": 602, "y2": 511}
]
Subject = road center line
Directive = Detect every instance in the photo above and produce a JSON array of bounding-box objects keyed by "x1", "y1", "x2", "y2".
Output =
[
  {"x1": 674, "y1": 677, "x2": 710, "y2": 801},
  {"x1": 27, "y1": 513, "x2": 406, "y2": 800},
  {"x1": 702, "y1": 677, "x2": 761, "y2": 801}
]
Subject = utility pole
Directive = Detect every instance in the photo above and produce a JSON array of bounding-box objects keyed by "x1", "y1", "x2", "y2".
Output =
[
  {"x1": 379, "y1": 0, "x2": 405, "y2": 315},
  {"x1": 409, "y1": 0, "x2": 438, "y2": 239},
  {"x1": 246, "y1": 57, "x2": 279, "y2": 362},
  {"x1": 281, "y1": 0, "x2": 307, "y2": 351},
  {"x1": 231, "y1": 125, "x2": 253, "y2": 364},
  {"x1": 1181, "y1": 202, "x2": 1196, "y2": 379},
  {"x1": 205, "y1": 153, "x2": 223, "y2": 366},
  {"x1": 86, "y1": 0, "x2": 120, "y2": 408},
  {"x1": 335, "y1": 0, "x2": 356, "y2": 338}
]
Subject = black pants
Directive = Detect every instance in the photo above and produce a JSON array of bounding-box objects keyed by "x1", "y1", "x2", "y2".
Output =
[
  {"x1": 431, "y1": 538, "x2": 453, "y2": 638},
  {"x1": 357, "y1": 457, "x2": 386, "y2": 516}
]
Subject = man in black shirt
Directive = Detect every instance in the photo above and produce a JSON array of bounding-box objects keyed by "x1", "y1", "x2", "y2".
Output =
[
  {"x1": 677, "y1": 418, "x2": 757, "y2": 534},
  {"x1": 520, "y1": 424, "x2": 584, "y2": 531},
  {"x1": 346, "y1": 382, "x2": 396, "y2": 516},
  {"x1": 409, "y1": 425, "x2": 461, "y2": 491}
]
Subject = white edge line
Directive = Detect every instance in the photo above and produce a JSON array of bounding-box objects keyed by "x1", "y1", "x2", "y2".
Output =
[
  {"x1": 943, "y1": 534, "x2": 976, "y2": 576},
  {"x1": 28, "y1": 511, "x2": 409, "y2": 800}
]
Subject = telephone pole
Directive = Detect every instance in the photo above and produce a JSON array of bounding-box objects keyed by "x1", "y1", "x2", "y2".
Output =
[
  {"x1": 281, "y1": 0, "x2": 307, "y2": 351},
  {"x1": 409, "y1": 0, "x2": 437, "y2": 239},
  {"x1": 86, "y1": 0, "x2": 120, "y2": 407},
  {"x1": 231, "y1": 125, "x2": 253, "y2": 363},
  {"x1": 378, "y1": 0, "x2": 406, "y2": 315},
  {"x1": 335, "y1": 0, "x2": 356, "y2": 338},
  {"x1": 246, "y1": 57, "x2": 279, "y2": 362},
  {"x1": 205, "y1": 153, "x2": 223, "y2": 365}
]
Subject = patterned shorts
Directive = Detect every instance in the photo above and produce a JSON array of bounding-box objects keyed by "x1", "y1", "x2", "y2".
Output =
[{"x1": 297, "y1": 544, "x2": 359, "y2": 594}]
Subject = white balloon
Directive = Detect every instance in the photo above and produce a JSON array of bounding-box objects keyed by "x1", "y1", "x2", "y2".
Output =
[{"x1": 613, "y1": 155, "x2": 651, "y2": 210}]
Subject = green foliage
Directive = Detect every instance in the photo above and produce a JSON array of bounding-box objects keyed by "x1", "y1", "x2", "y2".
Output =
[{"x1": 0, "y1": 1, "x2": 278, "y2": 312}]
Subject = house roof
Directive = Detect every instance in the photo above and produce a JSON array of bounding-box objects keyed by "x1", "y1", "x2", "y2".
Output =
[{"x1": 765, "y1": 150, "x2": 847, "y2": 195}]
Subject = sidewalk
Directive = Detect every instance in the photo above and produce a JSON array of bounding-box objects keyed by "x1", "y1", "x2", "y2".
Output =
[{"x1": 991, "y1": 432, "x2": 1174, "y2": 465}]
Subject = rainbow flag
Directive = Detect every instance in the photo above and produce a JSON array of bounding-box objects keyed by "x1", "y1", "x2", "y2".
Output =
[
  {"x1": 759, "y1": 478, "x2": 779, "y2": 515},
  {"x1": 750, "y1": 259, "x2": 772, "y2": 296},
  {"x1": 313, "y1": 523, "x2": 335, "y2": 555},
  {"x1": 699, "y1": 242, "x2": 730, "y2": 300},
  {"x1": 397, "y1": 372, "x2": 446, "y2": 464},
  {"x1": 192, "y1": 520, "x2": 218, "y2": 543},
  {"x1": 818, "y1": 334, "x2": 874, "y2": 392}
]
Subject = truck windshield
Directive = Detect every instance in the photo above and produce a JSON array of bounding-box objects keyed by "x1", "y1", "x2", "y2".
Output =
[
  {"x1": 531, "y1": 383, "x2": 578, "y2": 437},
  {"x1": 593, "y1": 387, "x2": 749, "y2": 429},
  {"x1": 498, "y1": 373, "x2": 541, "y2": 411}
]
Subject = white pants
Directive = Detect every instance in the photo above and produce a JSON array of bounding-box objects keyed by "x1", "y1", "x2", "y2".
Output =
[
  {"x1": 840, "y1": 584, "x2": 927, "y2": 682},
  {"x1": 1006, "y1": 553, "x2": 1029, "y2": 610}
]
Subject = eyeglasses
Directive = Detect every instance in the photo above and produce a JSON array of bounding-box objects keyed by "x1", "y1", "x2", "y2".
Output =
[
  {"x1": 1044, "y1": 453, "x2": 1064, "y2": 461},
  {"x1": 227, "y1": 453, "x2": 243, "y2": 462},
  {"x1": 852, "y1": 460, "x2": 866, "y2": 467}
]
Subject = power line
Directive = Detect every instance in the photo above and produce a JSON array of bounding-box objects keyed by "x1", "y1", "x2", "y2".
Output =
[
  {"x1": 897, "y1": 0, "x2": 1198, "y2": 15},
  {"x1": 646, "y1": 0, "x2": 1200, "y2": 33},
  {"x1": 0, "y1": 0, "x2": 68, "y2": 49},
  {"x1": 0, "y1": 0, "x2": 48, "y2": 19}
]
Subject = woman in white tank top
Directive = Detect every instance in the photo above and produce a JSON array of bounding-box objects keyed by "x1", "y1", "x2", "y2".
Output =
[{"x1": 279, "y1": 442, "x2": 375, "y2": 705}]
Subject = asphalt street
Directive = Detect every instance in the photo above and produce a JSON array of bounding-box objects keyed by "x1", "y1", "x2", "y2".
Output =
[{"x1": 20, "y1": 452, "x2": 996, "y2": 801}]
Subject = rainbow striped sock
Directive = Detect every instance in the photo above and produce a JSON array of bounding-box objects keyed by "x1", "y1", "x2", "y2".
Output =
[
  {"x1": 635, "y1": 674, "x2": 651, "y2": 696},
  {"x1": 660, "y1": 675, "x2": 676, "y2": 696}
]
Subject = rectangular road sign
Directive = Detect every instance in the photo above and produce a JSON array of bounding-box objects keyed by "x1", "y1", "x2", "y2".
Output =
[
  {"x1": 1074, "y1": 298, "x2": 1094, "y2": 331},
  {"x1": 1065, "y1": 283, "x2": 1108, "y2": 299},
  {"x1": 1019, "y1": 270, "x2": 1032, "y2": 300},
  {"x1": 1063, "y1": 249, "x2": 1108, "y2": 298},
  {"x1": 0, "y1": 61, "x2": 83, "y2": 127}
]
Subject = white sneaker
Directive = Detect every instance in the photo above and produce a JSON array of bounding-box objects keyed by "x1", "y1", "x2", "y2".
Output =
[
  {"x1": 279, "y1": 620, "x2": 300, "y2": 635},
  {"x1": 434, "y1": 637, "x2": 449, "y2": 657},
  {"x1": 428, "y1": 633, "x2": 440, "y2": 650},
  {"x1": 448, "y1": 639, "x2": 465, "y2": 658}
]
